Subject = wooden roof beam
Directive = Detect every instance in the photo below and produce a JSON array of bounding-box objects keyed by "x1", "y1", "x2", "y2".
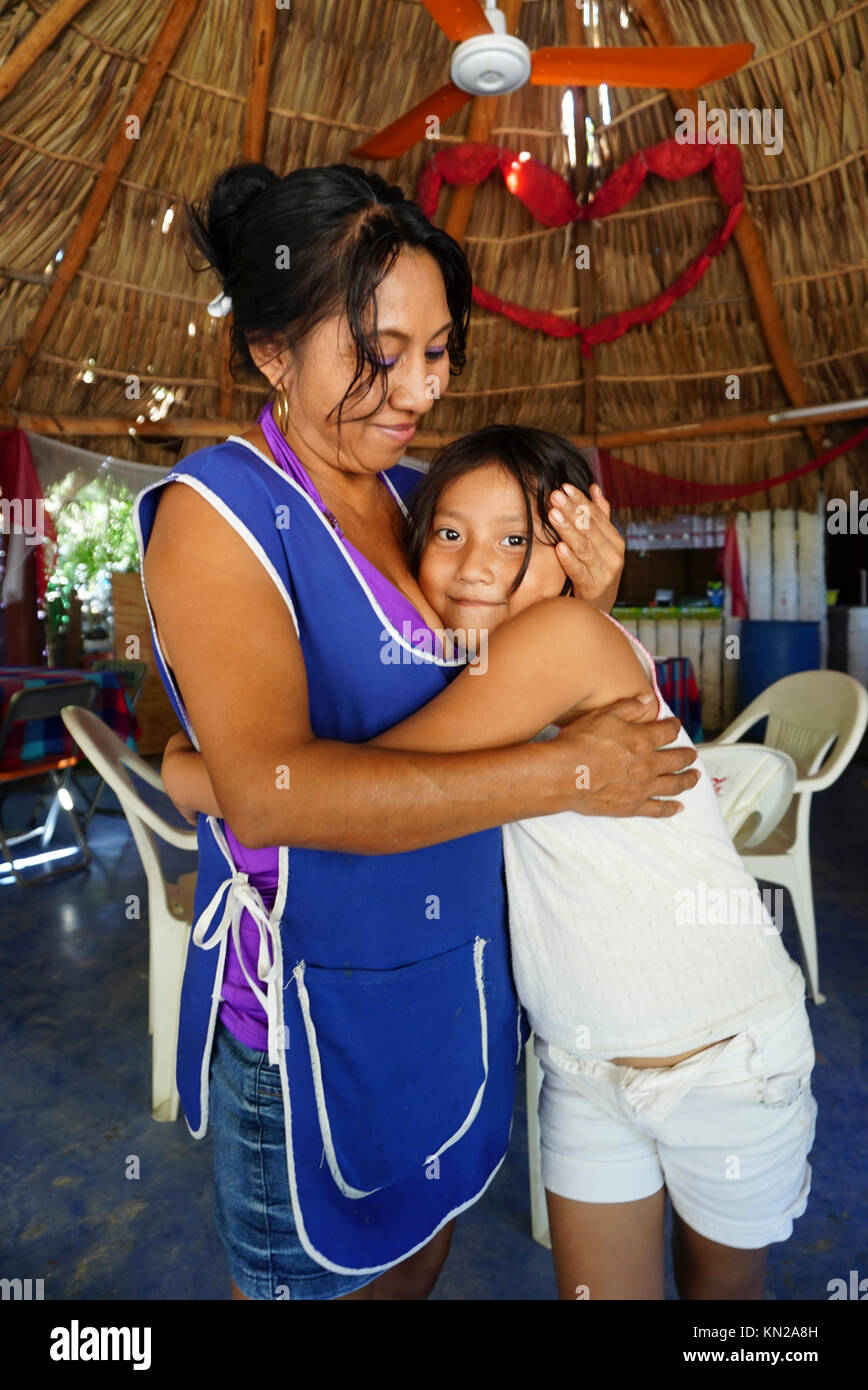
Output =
[
  {"x1": 628, "y1": 0, "x2": 823, "y2": 454},
  {"x1": 0, "y1": 0, "x2": 93, "y2": 102},
  {"x1": 0, "y1": 0, "x2": 201, "y2": 409},
  {"x1": 4, "y1": 399, "x2": 863, "y2": 444},
  {"x1": 217, "y1": 0, "x2": 278, "y2": 418}
]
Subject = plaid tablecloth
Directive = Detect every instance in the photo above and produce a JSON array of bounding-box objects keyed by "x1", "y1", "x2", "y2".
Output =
[
  {"x1": 0, "y1": 667, "x2": 141, "y2": 770},
  {"x1": 653, "y1": 657, "x2": 704, "y2": 742}
]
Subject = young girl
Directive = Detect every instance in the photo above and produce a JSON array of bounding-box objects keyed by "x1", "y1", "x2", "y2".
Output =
[{"x1": 162, "y1": 423, "x2": 816, "y2": 1301}]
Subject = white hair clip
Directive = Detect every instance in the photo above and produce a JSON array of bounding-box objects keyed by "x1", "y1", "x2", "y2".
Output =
[{"x1": 207, "y1": 291, "x2": 233, "y2": 318}]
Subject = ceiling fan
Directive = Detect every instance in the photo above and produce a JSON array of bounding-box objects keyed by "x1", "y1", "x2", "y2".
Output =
[{"x1": 349, "y1": 0, "x2": 753, "y2": 159}]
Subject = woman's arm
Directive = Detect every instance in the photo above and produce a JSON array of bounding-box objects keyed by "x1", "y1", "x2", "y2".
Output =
[
  {"x1": 371, "y1": 597, "x2": 652, "y2": 753},
  {"x1": 144, "y1": 482, "x2": 697, "y2": 853},
  {"x1": 161, "y1": 598, "x2": 644, "y2": 808}
]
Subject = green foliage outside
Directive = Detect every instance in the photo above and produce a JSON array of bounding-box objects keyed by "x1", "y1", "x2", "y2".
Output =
[{"x1": 43, "y1": 473, "x2": 140, "y2": 636}]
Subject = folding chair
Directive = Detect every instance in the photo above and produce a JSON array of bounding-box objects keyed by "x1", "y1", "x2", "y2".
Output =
[
  {"x1": 74, "y1": 660, "x2": 148, "y2": 827},
  {"x1": 0, "y1": 680, "x2": 99, "y2": 886}
]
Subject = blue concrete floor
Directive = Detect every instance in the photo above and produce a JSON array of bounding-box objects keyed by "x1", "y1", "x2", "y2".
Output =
[{"x1": 0, "y1": 759, "x2": 865, "y2": 1301}]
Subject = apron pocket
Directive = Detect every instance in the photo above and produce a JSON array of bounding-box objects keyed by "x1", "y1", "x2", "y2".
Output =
[{"x1": 292, "y1": 937, "x2": 489, "y2": 1197}]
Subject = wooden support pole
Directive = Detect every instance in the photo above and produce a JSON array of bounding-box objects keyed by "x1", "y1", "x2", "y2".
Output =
[
  {"x1": 216, "y1": 0, "x2": 278, "y2": 418},
  {"x1": 628, "y1": 0, "x2": 823, "y2": 454},
  {"x1": 0, "y1": 0, "x2": 201, "y2": 409},
  {"x1": 243, "y1": 0, "x2": 278, "y2": 162},
  {"x1": 562, "y1": 0, "x2": 596, "y2": 438},
  {"x1": 3, "y1": 400, "x2": 862, "y2": 446},
  {"x1": 0, "y1": 0, "x2": 93, "y2": 102}
]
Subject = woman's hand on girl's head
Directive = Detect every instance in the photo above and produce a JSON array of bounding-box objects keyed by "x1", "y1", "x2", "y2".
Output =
[{"x1": 548, "y1": 482, "x2": 625, "y2": 613}]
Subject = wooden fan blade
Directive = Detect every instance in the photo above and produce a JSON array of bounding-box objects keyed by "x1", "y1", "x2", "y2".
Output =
[
  {"x1": 530, "y1": 43, "x2": 754, "y2": 90},
  {"x1": 348, "y1": 82, "x2": 474, "y2": 159},
  {"x1": 421, "y1": 0, "x2": 494, "y2": 42}
]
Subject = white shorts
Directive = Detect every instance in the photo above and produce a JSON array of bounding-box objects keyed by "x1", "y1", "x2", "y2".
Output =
[{"x1": 534, "y1": 996, "x2": 817, "y2": 1250}]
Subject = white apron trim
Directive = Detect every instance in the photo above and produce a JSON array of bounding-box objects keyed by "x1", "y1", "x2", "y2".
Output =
[
  {"x1": 423, "y1": 936, "x2": 490, "y2": 1165},
  {"x1": 292, "y1": 962, "x2": 383, "y2": 1200},
  {"x1": 184, "y1": 928, "x2": 227, "y2": 1141},
  {"x1": 134, "y1": 472, "x2": 302, "y2": 751},
  {"x1": 224, "y1": 434, "x2": 463, "y2": 667},
  {"x1": 274, "y1": 1010, "x2": 510, "y2": 1277},
  {"x1": 289, "y1": 934, "x2": 490, "y2": 1202}
]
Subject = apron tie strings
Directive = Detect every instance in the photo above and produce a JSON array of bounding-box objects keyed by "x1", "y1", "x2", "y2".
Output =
[{"x1": 192, "y1": 867, "x2": 284, "y2": 1065}]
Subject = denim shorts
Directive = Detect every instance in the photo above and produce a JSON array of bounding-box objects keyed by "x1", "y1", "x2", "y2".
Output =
[
  {"x1": 534, "y1": 996, "x2": 817, "y2": 1249},
  {"x1": 209, "y1": 1018, "x2": 379, "y2": 1300}
]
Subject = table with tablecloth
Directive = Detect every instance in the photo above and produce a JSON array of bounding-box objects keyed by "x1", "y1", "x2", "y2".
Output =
[{"x1": 0, "y1": 667, "x2": 140, "y2": 769}]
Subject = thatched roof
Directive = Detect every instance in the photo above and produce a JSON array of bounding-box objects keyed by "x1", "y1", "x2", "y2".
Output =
[{"x1": 1, "y1": 0, "x2": 866, "y2": 513}]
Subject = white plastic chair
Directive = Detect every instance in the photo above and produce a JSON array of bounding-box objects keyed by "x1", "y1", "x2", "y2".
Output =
[
  {"x1": 61, "y1": 706, "x2": 197, "y2": 1121},
  {"x1": 706, "y1": 671, "x2": 868, "y2": 1004},
  {"x1": 698, "y1": 744, "x2": 797, "y2": 850}
]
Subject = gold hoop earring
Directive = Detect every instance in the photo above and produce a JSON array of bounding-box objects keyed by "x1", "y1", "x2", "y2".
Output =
[{"x1": 274, "y1": 387, "x2": 290, "y2": 436}]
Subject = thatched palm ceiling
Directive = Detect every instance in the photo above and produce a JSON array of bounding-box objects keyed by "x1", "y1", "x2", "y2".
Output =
[{"x1": 0, "y1": 0, "x2": 865, "y2": 512}]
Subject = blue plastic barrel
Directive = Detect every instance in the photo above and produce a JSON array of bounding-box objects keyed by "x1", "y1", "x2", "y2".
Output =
[{"x1": 738, "y1": 620, "x2": 821, "y2": 710}]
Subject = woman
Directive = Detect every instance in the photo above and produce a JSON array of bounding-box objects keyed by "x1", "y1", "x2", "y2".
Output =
[{"x1": 137, "y1": 161, "x2": 699, "y2": 1301}]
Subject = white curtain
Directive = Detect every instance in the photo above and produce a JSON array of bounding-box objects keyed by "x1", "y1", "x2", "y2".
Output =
[{"x1": 25, "y1": 431, "x2": 168, "y2": 501}]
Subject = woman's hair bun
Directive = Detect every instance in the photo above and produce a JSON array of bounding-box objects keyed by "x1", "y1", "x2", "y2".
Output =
[{"x1": 184, "y1": 162, "x2": 280, "y2": 284}]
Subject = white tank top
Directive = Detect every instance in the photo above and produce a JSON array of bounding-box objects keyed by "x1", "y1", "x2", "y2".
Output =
[{"x1": 501, "y1": 618, "x2": 805, "y2": 1060}]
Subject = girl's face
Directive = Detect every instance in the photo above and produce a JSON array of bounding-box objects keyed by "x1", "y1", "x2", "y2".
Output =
[{"x1": 417, "y1": 462, "x2": 568, "y2": 637}]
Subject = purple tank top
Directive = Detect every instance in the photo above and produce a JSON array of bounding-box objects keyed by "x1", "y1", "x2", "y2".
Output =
[{"x1": 218, "y1": 403, "x2": 439, "y2": 1050}]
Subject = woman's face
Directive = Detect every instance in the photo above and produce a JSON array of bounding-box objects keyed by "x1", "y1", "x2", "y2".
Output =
[
  {"x1": 266, "y1": 246, "x2": 454, "y2": 474},
  {"x1": 418, "y1": 463, "x2": 567, "y2": 637}
]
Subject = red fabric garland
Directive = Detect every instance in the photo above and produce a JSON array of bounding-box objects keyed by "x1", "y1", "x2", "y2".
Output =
[
  {"x1": 417, "y1": 138, "x2": 744, "y2": 355},
  {"x1": 595, "y1": 422, "x2": 868, "y2": 510}
]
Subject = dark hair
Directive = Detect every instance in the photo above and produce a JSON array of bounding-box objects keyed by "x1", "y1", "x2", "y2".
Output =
[
  {"x1": 183, "y1": 161, "x2": 472, "y2": 434},
  {"x1": 404, "y1": 424, "x2": 596, "y2": 597}
]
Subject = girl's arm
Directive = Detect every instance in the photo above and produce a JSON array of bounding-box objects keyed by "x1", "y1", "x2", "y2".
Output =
[
  {"x1": 162, "y1": 731, "x2": 222, "y2": 820},
  {"x1": 161, "y1": 599, "x2": 652, "y2": 815},
  {"x1": 372, "y1": 597, "x2": 654, "y2": 753}
]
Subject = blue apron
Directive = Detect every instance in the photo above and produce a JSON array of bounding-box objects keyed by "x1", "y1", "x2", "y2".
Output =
[{"x1": 133, "y1": 435, "x2": 524, "y2": 1274}]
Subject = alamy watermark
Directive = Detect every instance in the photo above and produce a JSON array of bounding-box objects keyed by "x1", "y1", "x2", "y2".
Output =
[
  {"x1": 826, "y1": 491, "x2": 867, "y2": 534},
  {"x1": 674, "y1": 883, "x2": 783, "y2": 935},
  {"x1": 0, "y1": 496, "x2": 47, "y2": 545},
  {"x1": 675, "y1": 100, "x2": 783, "y2": 157},
  {"x1": 380, "y1": 623, "x2": 489, "y2": 673},
  {"x1": 49, "y1": 1321, "x2": 151, "y2": 1370},
  {"x1": 1, "y1": 1276, "x2": 44, "y2": 1299}
]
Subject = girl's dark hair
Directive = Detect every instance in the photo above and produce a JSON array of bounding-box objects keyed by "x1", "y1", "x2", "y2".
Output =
[
  {"x1": 404, "y1": 424, "x2": 596, "y2": 598},
  {"x1": 183, "y1": 161, "x2": 472, "y2": 434}
]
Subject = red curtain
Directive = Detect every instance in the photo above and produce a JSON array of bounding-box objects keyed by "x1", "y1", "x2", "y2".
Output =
[{"x1": 0, "y1": 429, "x2": 56, "y2": 605}]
